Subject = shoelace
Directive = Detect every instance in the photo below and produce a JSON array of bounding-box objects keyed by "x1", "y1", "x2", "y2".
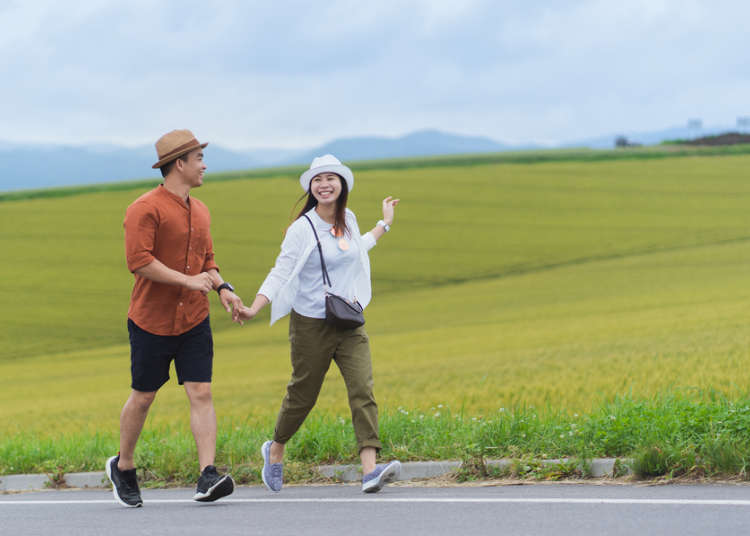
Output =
[
  {"x1": 370, "y1": 465, "x2": 387, "y2": 479},
  {"x1": 271, "y1": 464, "x2": 283, "y2": 478},
  {"x1": 203, "y1": 469, "x2": 219, "y2": 480},
  {"x1": 122, "y1": 473, "x2": 140, "y2": 493}
]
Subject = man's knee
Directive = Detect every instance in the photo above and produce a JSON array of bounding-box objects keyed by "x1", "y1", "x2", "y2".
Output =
[
  {"x1": 129, "y1": 390, "x2": 157, "y2": 411},
  {"x1": 185, "y1": 382, "x2": 213, "y2": 405}
]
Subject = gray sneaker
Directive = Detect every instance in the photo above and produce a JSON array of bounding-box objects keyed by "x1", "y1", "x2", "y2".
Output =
[
  {"x1": 362, "y1": 460, "x2": 401, "y2": 493},
  {"x1": 261, "y1": 440, "x2": 283, "y2": 492}
]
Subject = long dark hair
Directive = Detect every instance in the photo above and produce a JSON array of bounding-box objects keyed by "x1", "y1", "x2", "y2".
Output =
[{"x1": 291, "y1": 174, "x2": 350, "y2": 237}]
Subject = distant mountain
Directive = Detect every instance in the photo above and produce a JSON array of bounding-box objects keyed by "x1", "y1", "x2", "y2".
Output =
[
  {"x1": 5, "y1": 125, "x2": 748, "y2": 192},
  {"x1": 0, "y1": 130, "x2": 525, "y2": 192},
  {"x1": 287, "y1": 129, "x2": 521, "y2": 164},
  {"x1": 0, "y1": 144, "x2": 259, "y2": 192}
]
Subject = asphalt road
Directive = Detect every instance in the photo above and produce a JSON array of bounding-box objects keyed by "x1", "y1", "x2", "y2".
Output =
[{"x1": 2, "y1": 483, "x2": 750, "y2": 535}]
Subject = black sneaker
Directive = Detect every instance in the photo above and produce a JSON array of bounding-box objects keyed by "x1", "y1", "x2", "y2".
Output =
[
  {"x1": 105, "y1": 455, "x2": 143, "y2": 507},
  {"x1": 193, "y1": 465, "x2": 235, "y2": 502}
]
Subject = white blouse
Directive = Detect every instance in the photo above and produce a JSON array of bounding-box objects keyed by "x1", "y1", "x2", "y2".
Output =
[{"x1": 257, "y1": 207, "x2": 376, "y2": 325}]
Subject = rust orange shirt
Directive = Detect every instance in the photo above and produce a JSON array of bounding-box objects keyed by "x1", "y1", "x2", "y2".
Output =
[{"x1": 124, "y1": 185, "x2": 220, "y2": 335}]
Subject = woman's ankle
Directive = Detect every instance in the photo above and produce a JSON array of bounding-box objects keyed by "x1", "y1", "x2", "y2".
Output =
[{"x1": 269, "y1": 440, "x2": 285, "y2": 463}]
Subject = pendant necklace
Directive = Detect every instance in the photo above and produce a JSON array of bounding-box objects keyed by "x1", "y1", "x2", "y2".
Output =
[{"x1": 331, "y1": 226, "x2": 349, "y2": 251}]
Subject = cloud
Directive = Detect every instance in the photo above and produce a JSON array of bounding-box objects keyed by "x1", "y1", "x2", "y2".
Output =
[{"x1": 1, "y1": 0, "x2": 749, "y2": 148}]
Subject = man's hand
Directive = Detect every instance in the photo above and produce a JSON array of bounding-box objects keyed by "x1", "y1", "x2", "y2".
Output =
[
  {"x1": 219, "y1": 289, "x2": 245, "y2": 324},
  {"x1": 184, "y1": 272, "x2": 214, "y2": 294}
]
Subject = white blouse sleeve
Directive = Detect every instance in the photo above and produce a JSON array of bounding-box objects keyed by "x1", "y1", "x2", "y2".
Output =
[
  {"x1": 257, "y1": 221, "x2": 307, "y2": 301},
  {"x1": 360, "y1": 231, "x2": 376, "y2": 251},
  {"x1": 347, "y1": 209, "x2": 376, "y2": 251}
]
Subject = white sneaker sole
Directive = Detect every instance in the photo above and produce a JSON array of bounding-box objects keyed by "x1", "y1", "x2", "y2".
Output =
[
  {"x1": 105, "y1": 455, "x2": 142, "y2": 508},
  {"x1": 193, "y1": 474, "x2": 235, "y2": 502},
  {"x1": 362, "y1": 460, "x2": 402, "y2": 493}
]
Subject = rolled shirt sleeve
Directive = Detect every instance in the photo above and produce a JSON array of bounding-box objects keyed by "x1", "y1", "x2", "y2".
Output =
[
  {"x1": 202, "y1": 230, "x2": 220, "y2": 273},
  {"x1": 124, "y1": 201, "x2": 157, "y2": 273}
]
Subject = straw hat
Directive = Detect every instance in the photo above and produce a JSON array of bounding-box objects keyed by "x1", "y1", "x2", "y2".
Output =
[
  {"x1": 299, "y1": 154, "x2": 354, "y2": 192},
  {"x1": 152, "y1": 129, "x2": 208, "y2": 169}
]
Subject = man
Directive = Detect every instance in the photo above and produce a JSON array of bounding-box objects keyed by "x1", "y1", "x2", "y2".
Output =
[{"x1": 106, "y1": 129, "x2": 243, "y2": 507}]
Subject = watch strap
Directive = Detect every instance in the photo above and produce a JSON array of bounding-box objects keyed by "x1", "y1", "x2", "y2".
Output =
[{"x1": 216, "y1": 282, "x2": 234, "y2": 294}]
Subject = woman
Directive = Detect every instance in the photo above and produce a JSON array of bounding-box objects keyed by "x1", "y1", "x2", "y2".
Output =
[{"x1": 236, "y1": 154, "x2": 401, "y2": 493}]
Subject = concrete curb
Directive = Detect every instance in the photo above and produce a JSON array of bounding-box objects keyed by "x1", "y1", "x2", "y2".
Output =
[
  {"x1": 318, "y1": 458, "x2": 625, "y2": 482},
  {"x1": 318, "y1": 460, "x2": 463, "y2": 482},
  {"x1": 1, "y1": 458, "x2": 627, "y2": 492},
  {"x1": 0, "y1": 472, "x2": 107, "y2": 492}
]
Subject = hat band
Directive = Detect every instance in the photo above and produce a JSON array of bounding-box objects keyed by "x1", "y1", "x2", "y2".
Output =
[{"x1": 157, "y1": 139, "x2": 201, "y2": 162}]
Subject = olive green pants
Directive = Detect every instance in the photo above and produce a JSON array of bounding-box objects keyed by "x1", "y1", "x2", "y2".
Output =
[{"x1": 273, "y1": 310, "x2": 381, "y2": 452}]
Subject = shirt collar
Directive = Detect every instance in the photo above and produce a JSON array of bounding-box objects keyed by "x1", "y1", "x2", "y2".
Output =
[{"x1": 158, "y1": 184, "x2": 190, "y2": 208}]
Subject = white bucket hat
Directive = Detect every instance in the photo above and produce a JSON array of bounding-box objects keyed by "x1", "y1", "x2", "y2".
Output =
[{"x1": 299, "y1": 154, "x2": 354, "y2": 192}]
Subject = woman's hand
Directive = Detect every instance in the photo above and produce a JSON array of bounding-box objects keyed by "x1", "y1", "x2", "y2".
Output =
[
  {"x1": 234, "y1": 305, "x2": 257, "y2": 323},
  {"x1": 382, "y1": 196, "x2": 400, "y2": 226},
  {"x1": 232, "y1": 294, "x2": 270, "y2": 324}
]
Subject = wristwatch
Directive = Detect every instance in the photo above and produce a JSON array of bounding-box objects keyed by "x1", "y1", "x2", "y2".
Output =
[
  {"x1": 376, "y1": 220, "x2": 390, "y2": 232},
  {"x1": 216, "y1": 282, "x2": 234, "y2": 294}
]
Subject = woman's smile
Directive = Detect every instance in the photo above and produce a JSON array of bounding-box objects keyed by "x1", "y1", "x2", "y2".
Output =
[{"x1": 311, "y1": 172, "x2": 342, "y2": 204}]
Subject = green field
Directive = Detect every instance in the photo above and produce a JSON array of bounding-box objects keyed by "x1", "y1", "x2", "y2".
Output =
[{"x1": 2, "y1": 147, "x2": 750, "y2": 478}]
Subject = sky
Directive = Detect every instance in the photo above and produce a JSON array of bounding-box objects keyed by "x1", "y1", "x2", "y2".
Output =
[{"x1": 2, "y1": 0, "x2": 749, "y2": 150}]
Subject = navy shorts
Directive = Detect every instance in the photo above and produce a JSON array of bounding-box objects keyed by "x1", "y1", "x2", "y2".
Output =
[{"x1": 127, "y1": 316, "x2": 213, "y2": 392}]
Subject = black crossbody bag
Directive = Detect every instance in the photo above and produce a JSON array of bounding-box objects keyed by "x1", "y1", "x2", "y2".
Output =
[{"x1": 303, "y1": 215, "x2": 365, "y2": 329}]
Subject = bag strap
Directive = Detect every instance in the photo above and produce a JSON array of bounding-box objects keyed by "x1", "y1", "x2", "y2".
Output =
[{"x1": 303, "y1": 214, "x2": 332, "y2": 288}]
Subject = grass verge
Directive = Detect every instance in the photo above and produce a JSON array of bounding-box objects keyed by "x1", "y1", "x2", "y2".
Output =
[{"x1": 3, "y1": 391, "x2": 750, "y2": 484}]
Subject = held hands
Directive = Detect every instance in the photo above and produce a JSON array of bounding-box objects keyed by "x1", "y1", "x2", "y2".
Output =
[
  {"x1": 183, "y1": 272, "x2": 246, "y2": 325},
  {"x1": 233, "y1": 305, "x2": 258, "y2": 323},
  {"x1": 382, "y1": 196, "x2": 400, "y2": 225},
  {"x1": 219, "y1": 289, "x2": 245, "y2": 325},
  {"x1": 232, "y1": 295, "x2": 269, "y2": 324}
]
